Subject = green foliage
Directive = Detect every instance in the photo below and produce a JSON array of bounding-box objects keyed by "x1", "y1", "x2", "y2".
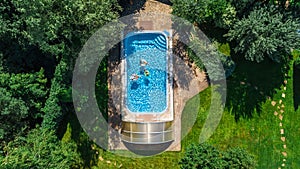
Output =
[
  {"x1": 0, "y1": 1, "x2": 122, "y2": 166},
  {"x1": 292, "y1": 49, "x2": 300, "y2": 60},
  {"x1": 0, "y1": 0, "x2": 121, "y2": 75},
  {"x1": 230, "y1": 0, "x2": 300, "y2": 19},
  {"x1": 214, "y1": 42, "x2": 231, "y2": 57},
  {"x1": 1, "y1": 127, "x2": 82, "y2": 169},
  {"x1": 295, "y1": 57, "x2": 300, "y2": 69},
  {"x1": 58, "y1": 87, "x2": 73, "y2": 103},
  {"x1": 0, "y1": 69, "x2": 47, "y2": 144},
  {"x1": 0, "y1": 0, "x2": 121, "y2": 135},
  {"x1": 226, "y1": 6, "x2": 300, "y2": 63},
  {"x1": 42, "y1": 60, "x2": 68, "y2": 130},
  {"x1": 229, "y1": 0, "x2": 259, "y2": 18},
  {"x1": 0, "y1": 69, "x2": 47, "y2": 115},
  {"x1": 171, "y1": 0, "x2": 236, "y2": 29},
  {"x1": 95, "y1": 59, "x2": 108, "y2": 119},
  {"x1": 188, "y1": 37, "x2": 236, "y2": 80},
  {"x1": 0, "y1": 88, "x2": 28, "y2": 141},
  {"x1": 179, "y1": 143, "x2": 256, "y2": 169},
  {"x1": 180, "y1": 143, "x2": 225, "y2": 169},
  {"x1": 0, "y1": 0, "x2": 121, "y2": 53},
  {"x1": 224, "y1": 147, "x2": 256, "y2": 168},
  {"x1": 293, "y1": 49, "x2": 300, "y2": 68}
]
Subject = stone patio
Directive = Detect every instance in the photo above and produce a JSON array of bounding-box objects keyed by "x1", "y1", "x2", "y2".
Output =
[{"x1": 107, "y1": 0, "x2": 209, "y2": 152}]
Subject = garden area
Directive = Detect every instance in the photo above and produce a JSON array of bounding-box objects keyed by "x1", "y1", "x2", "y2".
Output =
[{"x1": 0, "y1": 0, "x2": 300, "y2": 168}]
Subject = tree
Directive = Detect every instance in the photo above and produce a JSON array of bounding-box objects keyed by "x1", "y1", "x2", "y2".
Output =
[
  {"x1": 1, "y1": 127, "x2": 82, "y2": 168},
  {"x1": 0, "y1": 69, "x2": 47, "y2": 145},
  {"x1": 187, "y1": 36, "x2": 236, "y2": 81},
  {"x1": 42, "y1": 60, "x2": 67, "y2": 130},
  {"x1": 228, "y1": 0, "x2": 260, "y2": 18},
  {"x1": 179, "y1": 143, "x2": 256, "y2": 169},
  {"x1": 171, "y1": 0, "x2": 236, "y2": 29},
  {"x1": 0, "y1": 87, "x2": 28, "y2": 142},
  {"x1": 0, "y1": 0, "x2": 121, "y2": 131},
  {"x1": 0, "y1": 0, "x2": 121, "y2": 75},
  {"x1": 226, "y1": 6, "x2": 300, "y2": 63}
]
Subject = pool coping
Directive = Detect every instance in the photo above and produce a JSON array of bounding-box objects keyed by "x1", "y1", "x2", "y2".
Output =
[{"x1": 120, "y1": 30, "x2": 174, "y2": 122}]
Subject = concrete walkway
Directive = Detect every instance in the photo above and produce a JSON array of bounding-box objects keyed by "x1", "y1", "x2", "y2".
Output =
[{"x1": 107, "y1": 0, "x2": 208, "y2": 151}]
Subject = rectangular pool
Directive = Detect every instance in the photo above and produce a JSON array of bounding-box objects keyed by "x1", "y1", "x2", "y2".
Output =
[{"x1": 123, "y1": 32, "x2": 169, "y2": 113}]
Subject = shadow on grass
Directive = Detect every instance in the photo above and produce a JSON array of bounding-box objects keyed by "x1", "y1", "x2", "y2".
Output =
[
  {"x1": 293, "y1": 64, "x2": 300, "y2": 111},
  {"x1": 181, "y1": 88, "x2": 211, "y2": 146},
  {"x1": 96, "y1": 56, "x2": 109, "y2": 121},
  {"x1": 226, "y1": 58, "x2": 286, "y2": 121},
  {"x1": 66, "y1": 112, "x2": 99, "y2": 168},
  {"x1": 56, "y1": 57, "x2": 109, "y2": 168}
]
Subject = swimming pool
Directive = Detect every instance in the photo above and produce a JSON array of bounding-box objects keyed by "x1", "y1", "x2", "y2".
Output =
[{"x1": 123, "y1": 32, "x2": 169, "y2": 113}]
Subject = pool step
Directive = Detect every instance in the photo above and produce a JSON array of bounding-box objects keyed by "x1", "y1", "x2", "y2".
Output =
[
  {"x1": 121, "y1": 121, "x2": 173, "y2": 144},
  {"x1": 127, "y1": 35, "x2": 167, "y2": 52},
  {"x1": 154, "y1": 35, "x2": 167, "y2": 51}
]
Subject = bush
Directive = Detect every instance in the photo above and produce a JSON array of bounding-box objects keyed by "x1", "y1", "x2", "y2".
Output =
[
  {"x1": 1, "y1": 127, "x2": 82, "y2": 169},
  {"x1": 179, "y1": 143, "x2": 256, "y2": 169}
]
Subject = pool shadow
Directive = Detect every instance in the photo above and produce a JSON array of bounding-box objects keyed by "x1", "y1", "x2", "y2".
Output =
[
  {"x1": 122, "y1": 141, "x2": 173, "y2": 156},
  {"x1": 131, "y1": 81, "x2": 139, "y2": 89},
  {"x1": 144, "y1": 78, "x2": 150, "y2": 86}
]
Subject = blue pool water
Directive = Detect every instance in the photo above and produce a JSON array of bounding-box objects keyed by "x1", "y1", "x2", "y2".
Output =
[{"x1": 124, "y1": 32, "x2": 168, "y2": 113}]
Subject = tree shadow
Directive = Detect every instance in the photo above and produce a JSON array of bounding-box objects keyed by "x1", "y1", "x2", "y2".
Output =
[
  {"x1": 107, "y1": 44, "x2": 123, "y2": 150},
  {"x1": 293, "y1": 63, "x2": 300, "y2": 111},
  {"x1": 59, "y1": 112, "x2": 98, "y2": 168},
  {"x1": 1, "y1": 39, "x2": 56, "y2": 79},
  {"x1": 96, "y1": 56, "x2": 109, "y2": 121},
  {"x1": 119, "y1": 0, "x2": 147, "y2": 16},
  {"x1": 172, "y1": 40, "x2": 198, "y2": 90},
  {"x1": 154, "y1": 0, "x2": 172, "y2": 5},
  {"x1": 226, "y1": 57, "x2": 286, "y2": 121},
  {"x1": 199, "y1": 23, "x2": 228, "y2": 43}
]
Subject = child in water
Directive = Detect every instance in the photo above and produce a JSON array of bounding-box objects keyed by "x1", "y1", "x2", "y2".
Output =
[
  {"x1": 130, "y1": 73, "x2": 139, "y2": 80},
  {"x1": 140, "y1": 59, "x2": 148, "y2": 66}
]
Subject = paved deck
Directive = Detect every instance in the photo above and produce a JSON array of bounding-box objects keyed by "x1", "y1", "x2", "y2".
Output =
[{"x1": 107, "y1": 0, "x2": 209, "y2": 152}]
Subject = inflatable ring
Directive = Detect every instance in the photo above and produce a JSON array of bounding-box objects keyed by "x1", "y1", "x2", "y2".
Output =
[{"x1": 144, "y1": 70, "x2": 150, "y2": 76}]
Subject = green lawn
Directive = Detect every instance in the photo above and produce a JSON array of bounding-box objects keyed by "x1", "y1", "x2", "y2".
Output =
[
  {"x1": 207, "y1": 61, "x2": 299, "y2": 168},
  {"x1": 188, "y1": 61, "x2": 299, "y2": 168},
  {"x1": 64, "y1": 59, "x2": 299, "y2": 168}
]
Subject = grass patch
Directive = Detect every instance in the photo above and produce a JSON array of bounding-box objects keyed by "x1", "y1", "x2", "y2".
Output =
[
  {"x1": 209, "y1": 61, "x2": 300, "y2": 168},
  {"x1": 63, "y1": 60, "x2": 300, "y2": 168},
  {"x1": 214, "y1": 41, "x2": 231, "y2": 57}
]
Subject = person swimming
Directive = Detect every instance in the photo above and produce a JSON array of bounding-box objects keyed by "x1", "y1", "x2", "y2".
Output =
[
  {"x1": 140, "y1": 59, "x2": 148, "y2": 67},
  {"x1": 130, "y1": 73, "x2": 139, "y2": 80},
  {"x1": 140, "y1": 59, "x2": 148, "y2": 74}
]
